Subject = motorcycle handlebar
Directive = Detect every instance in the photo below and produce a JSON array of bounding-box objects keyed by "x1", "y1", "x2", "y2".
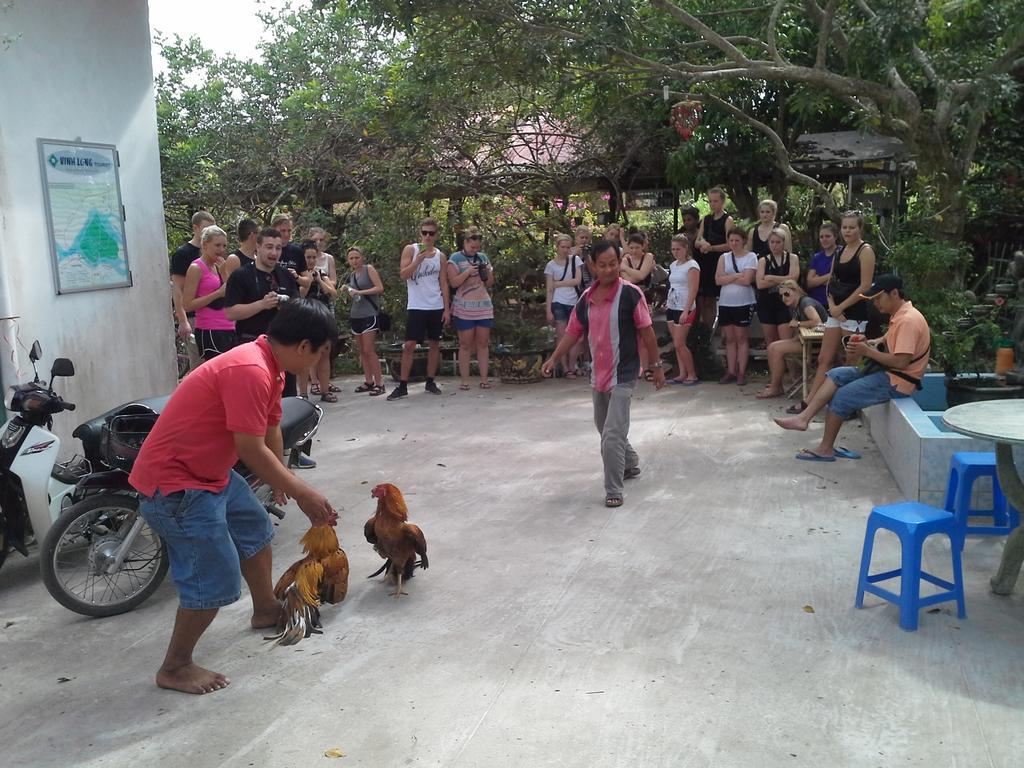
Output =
[{"x1": 63, "y1": 401, "x2": 76, "y2": 411}]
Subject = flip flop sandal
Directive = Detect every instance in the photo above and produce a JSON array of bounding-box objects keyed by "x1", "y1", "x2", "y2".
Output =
[
  {"x1": 834, "y1": 447, "x2": 862, "y2": 459},
  {"x1": 786, "y1": 401, "x2": 807, "y2": 415},
  {"x1": 354, "y1": 382, "x2": 374, "y2": 393},
  {"x1": 459, "y1": 383, "x2": 471, "y2": 391},
  {"x1": 605, "y1": 496, "x2": 624, "y2": 508},
  {"x1": 795, "y1": 449, "x2": 836, "y2": 462},
  {"x1": 479, "y1": 382, "x2": 493, "y2": 388},
  {"x1": 756, "y1": 389, "x2": 784, "y2": 399},
  {"x1": 681, "y1": 379, "x2": 701, "y2": 386},
  {"x1": 564, "y1": 371, "x2": 577, "y2": 379}
]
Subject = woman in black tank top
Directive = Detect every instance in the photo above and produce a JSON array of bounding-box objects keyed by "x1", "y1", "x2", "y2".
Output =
[
  {"x1": 755, "y1": 228, "x2": 800, "y2": 346},
  {"x1": 748, "y1": 199, "x2": 791, "y2": 258},
  {"x1": 793, "y1": 212, "x2": 876, "y2": 413}
]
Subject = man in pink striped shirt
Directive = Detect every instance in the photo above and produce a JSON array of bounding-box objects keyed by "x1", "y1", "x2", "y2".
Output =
[{"x1": 543, "y1": 239, "x2": 665, "y2": 507}]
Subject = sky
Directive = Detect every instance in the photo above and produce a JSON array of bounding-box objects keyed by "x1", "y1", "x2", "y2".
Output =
[{"x1": 148, "y1": 0, "x2": 291, "y2": 74}]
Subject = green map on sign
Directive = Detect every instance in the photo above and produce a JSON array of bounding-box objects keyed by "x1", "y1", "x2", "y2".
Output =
[{"x1": 42, "y1": 142, "x2": 129, "y2": 292}]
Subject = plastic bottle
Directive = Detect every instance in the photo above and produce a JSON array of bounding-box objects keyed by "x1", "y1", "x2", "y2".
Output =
[{"x1": 996, "y1": 339, "x2": 1015, "y2": 376}]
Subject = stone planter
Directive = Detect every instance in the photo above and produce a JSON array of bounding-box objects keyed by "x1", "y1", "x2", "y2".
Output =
[{"x1": 945, "y1": 373, "x2": 1024, "y2": 408}]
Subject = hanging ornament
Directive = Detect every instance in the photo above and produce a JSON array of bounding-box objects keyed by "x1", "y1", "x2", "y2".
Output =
[{"x1": 670, "y1": 101, "x2": 703, "y2": 141}]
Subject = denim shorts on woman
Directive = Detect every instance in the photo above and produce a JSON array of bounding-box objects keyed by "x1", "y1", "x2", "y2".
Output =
[
  {"x1": 551, "y1": 302, "x2": 576, "y2": 324},
  {"x1": 825, "y1": 366, "x2": 906, "y2": 419},
  {"x1": 139, "y1": 470, "x2": 274, "y2": 610},
  {"x1": 453, "y1": 316, "x2": 494, "y2": 332}
]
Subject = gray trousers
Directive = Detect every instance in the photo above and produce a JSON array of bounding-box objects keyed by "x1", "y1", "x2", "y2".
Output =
[{"x1": 592, "y1": 384, "x2": 639, "y2": 499}]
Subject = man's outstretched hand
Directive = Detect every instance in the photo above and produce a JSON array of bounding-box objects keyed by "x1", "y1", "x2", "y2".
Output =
[{"x1": 295, "y1": 488, "x2": 336, "y2": 526}]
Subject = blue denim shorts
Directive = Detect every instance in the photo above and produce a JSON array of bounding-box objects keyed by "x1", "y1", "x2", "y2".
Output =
[
  {"x1": 826, "y1": 366, "x2": 906, "y2": 419},
  {"x1": 551, "y1": 302, "x2": 575, "y2": 323},
  {"x1": 453, "y1": 316, "x2": 494, "y2": 332},
  {"x1": 140, "y1": 470, "x2": 274, "y2": 610}
]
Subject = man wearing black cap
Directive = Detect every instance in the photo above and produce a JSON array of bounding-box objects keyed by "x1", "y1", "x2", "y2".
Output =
[{"x1": 773, "y1": 274, "x2": 930, "y2": 461}]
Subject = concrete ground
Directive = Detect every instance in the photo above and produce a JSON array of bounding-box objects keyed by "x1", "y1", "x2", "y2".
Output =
[{"x1": 1, "y1": 376, "x2": 1022, "y2": 768}]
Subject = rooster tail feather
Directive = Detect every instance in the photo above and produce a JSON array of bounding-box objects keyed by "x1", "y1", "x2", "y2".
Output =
[
  {"x1": 273, "y1": 558, "x2": 307, "y2": 600},
  {"x1": 366, "y1": 559, "x2": 391, "y2": 579},
  {"x1": 264, "y1": 585, "x2": 323, "y2": 647}
]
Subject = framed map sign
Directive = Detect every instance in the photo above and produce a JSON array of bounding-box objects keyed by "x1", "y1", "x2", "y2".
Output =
[{"x1": 38, "y1": 139, "x2": 131, "y2": 294}]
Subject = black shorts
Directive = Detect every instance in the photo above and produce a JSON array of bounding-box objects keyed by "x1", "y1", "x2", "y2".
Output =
[
  {"x1": 696, "y1": 253, "x2": 721, "y2": 297},
  {"x1": 666, "y1": 308, "x2": 697, "y2": 325},
  {"x1": 350, "y1": 315, "x2": 379, "y2": 335},
  {"x1": 196, "y1": 329, "x2": 237, "y2": 361},
  {"x1": 756, "y1": 294, "x2": 791, "y2": 326},
  {"x1": 718, "y1": 304, "x2": 754, "y2": 327},
  {"x1": 405, "y1": 309, "x2": 444, "y2": 343}
]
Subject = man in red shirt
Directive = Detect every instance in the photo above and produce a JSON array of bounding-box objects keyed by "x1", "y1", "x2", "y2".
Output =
[
  {"x1": 129, "y1": 299, "x2": 336, "y2": 694},
  {"x1": 542, "y1": 240, "x2": 665, "y2": 508}
]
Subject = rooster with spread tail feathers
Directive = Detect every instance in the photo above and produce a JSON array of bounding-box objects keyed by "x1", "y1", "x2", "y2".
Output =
[
  {"x1": 265, "y1": 524, "x2": 349, "y2": 646},
  {"x1": 364, "y1": 483, "x2": 428, "y2": 597}
]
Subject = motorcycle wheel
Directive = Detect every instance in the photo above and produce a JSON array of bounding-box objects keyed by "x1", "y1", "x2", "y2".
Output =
[{"x1": 40, "y1": 494, "x2": 169, "y2": 617}]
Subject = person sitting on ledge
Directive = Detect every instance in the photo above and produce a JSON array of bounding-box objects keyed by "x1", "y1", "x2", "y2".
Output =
[{"x1": 773, "y1": 275, "x2": 930, "y2": 461}]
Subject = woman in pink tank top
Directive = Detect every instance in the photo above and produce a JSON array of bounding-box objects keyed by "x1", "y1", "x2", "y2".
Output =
[{"x1": 182, "y1": 225, "x2": 237, "y2": 361}]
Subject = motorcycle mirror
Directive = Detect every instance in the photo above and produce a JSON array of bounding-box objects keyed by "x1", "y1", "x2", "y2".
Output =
[
  {"x1": 29, "y1": 341, "x2": 42, "y2": 362},
  {"x1": 50, "y1": 358, "x2": 75, "y2": 379}
]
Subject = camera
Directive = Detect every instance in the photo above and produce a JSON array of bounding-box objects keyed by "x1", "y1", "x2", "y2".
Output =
[
  {"x1": 276, "y1": 291, "x2": 291, "y2": 303},
  {"x1": 471, "y1": 256, "x2": 488, "y2": 282},
  {"x1": 581, "y1": 244, "x2": 593, "y2": 259}
]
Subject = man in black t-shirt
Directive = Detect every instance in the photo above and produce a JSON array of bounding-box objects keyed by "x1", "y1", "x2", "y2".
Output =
[
  {"x1": 171, "y1": 211, "x2": 215, "y2": 371},
  {"x1": 225, "y1": 227, "x2": 315, "y2": 468},
  {"x1": 271, "y1": 213, "x2": 304, "y2": 273},
  {"x1": 223, "y1": 218, "x2": 258, "y2": 282}
]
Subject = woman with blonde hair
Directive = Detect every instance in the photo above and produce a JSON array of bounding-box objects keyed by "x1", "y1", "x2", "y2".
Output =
[
  {"x1": 754, "y1": 227, "x2": 800, "y2": 347},
  {"x1": 545, "y1": 233, "x2": 583, "y2": 377},
  {"x1": 756, "y1": 280, "x2": 827, "y2": 399},
  {"x1": 182, "y1": 225, "x2": 236, "y2": 361},
  {"x1": 666, "y1": 234, "x2": 700, "y2": 385},
  {"x1": 343, "y1": 247, "x2": 386, "y2": 396},
  {"x1": 790, "y1": 211, "x2": 876, "y2": 414}
]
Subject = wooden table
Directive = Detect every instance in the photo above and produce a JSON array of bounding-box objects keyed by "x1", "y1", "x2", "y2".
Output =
[
  {"x1": 798, "y1": 326, "x2": 824, "y2": 400},
  {"x1": 942, "y1": 400, "x2": 1024, "y2": 595}
]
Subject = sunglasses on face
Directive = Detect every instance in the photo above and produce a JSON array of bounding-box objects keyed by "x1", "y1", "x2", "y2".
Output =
[
  {"x1": 421, "y1": 230, "x2": 437, "y2": 236},
  {"x1": 781, "y1": 291, "x2": 792, "y2": 298}
]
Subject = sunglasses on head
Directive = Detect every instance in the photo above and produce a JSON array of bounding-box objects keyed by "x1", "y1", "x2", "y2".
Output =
[
  {"x1": 466, "y1": 235, "x2": 482, "y2": 241},
  {"x1": 421, "y1": 230, "x2": 436, "y2": 236}
]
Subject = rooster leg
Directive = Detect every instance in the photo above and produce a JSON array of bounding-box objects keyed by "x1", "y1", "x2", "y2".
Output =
[{"x1": 391, "y1": 570, "x2": 408, "y2": 598}]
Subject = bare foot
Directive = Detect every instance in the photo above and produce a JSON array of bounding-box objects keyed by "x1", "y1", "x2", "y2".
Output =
[
  {"x1": 156, "y1": 663, "x2": 230, "y2": 694},
  {"x1": 251, "y1": 602, "x2": 282, "y2": 629},
  {"x1": 773, "y1": 416, "x2": 808, "y2": 432}
]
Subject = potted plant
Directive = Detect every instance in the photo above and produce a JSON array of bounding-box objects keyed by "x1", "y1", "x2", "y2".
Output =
[{"x1": 936, "y1": 303, "x2": 1024, "y2": 407}]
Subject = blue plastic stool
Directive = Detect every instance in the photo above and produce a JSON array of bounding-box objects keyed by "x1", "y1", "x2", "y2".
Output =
[
  {"x1": 943, "y1": 451, "x2": 1021, "y2": 549},
  {"x1": 855, "y1": 502, "x2": 966, "y2": 631}
]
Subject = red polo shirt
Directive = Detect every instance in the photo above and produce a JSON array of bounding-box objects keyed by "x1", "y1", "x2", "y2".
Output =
[{"x1": 129, "y1": 336, "x2": 284, "y2": 496}]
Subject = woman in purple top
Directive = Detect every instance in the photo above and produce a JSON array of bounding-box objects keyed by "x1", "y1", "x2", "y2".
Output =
[
  {"x1": 806, "y1": 222, "x2": 839, "y2": 306},
  {"x1": 182, "y1": 225, "x2": 236, "y2": 361}
]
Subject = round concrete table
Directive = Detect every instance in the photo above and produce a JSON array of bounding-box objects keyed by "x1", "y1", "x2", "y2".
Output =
[{"x1": 943, "y1": 400, "x2": 1024, "y2": 595}]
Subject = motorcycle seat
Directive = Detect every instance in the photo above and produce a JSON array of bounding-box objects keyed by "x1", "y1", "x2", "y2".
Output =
[
  {"x1": 72, "y1": 395, "x2": 319, "y2": 464},
  {"x1": 73, "y1": 395, "x2": 171, "y2": 464},
  {"x1": 279, "y1": 397, "x2": 321, "y2": 450}
]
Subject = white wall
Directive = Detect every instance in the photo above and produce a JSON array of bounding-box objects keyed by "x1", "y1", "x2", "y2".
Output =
[{"x1": 0, "y1": 0, "x2": 175, "y2": 451}]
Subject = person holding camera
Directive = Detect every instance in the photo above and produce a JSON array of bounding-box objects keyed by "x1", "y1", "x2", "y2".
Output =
[
  {"x1": 447, "y1": 226, "x2": 495, "y2": 390},
  {"x1": 225, "y1": 227, "x2": 314, "y2": 467},
  {"x1": 388, "y1": 217, "x2": 450, "y2": 400},
  {"x1": 297, "y1": 240, "x2": 339, "y2": 402}
]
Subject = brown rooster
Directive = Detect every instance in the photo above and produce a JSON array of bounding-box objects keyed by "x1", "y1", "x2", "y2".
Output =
[
  {"x1": 364, "y1": 483, "x2": 428, "y2": 597},
  {"x1": 266, "y1": 524, "x2": 349, "y2": 646}
]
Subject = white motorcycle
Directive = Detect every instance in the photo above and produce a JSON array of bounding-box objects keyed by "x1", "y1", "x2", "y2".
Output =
[{"x1": 0, "y1": 341, "x2": 93, "y2": 571}]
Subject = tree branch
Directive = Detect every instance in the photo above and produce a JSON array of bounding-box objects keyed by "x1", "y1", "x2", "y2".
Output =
[
  {"x1": 813, "y1": 0, "x2": 840, "y2": 69},
  {"x1": 667, "y1": 89, "x2": 841, "y2": 221},
  {"x1": 803, "y1": 0, "x2": 848, "y2": 62},
  {"x1": 649, "y1": 0, "x2": 751, "y2": 67},
  {"x1": 766, "y1": 0, "x2": 789, "y2": 65}
]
